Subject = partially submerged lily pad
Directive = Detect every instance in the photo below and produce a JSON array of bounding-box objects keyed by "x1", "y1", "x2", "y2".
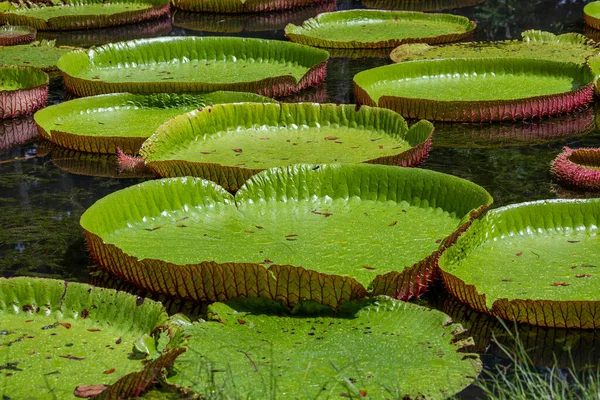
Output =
[
  {"x1": 0, "y1": 40, "x2": 76, "y2": 71},
  {"x1": 390, "y1": 30, "x2": 598, "y2": 64},
  {"x1": 0, "y1": 24, "x2": 35, "y2": 45},
  {"x1": 167, "y1": 297, "x2": 481, "y2": 399},
  {"x1": 34, "y1": 92, "x2": 275, "y2": 154},
  {"x1": 140, "y1": 102, "x2": 433, "y2": 191},
  {"x1": 354, "y1": 58, "x2": 595, "y2": 122},
  {"x1": 80, "y1": 164, "x2": 492, "y2": 308},
  {"x1": 362, "y1": 0, "x2": 484, "y2": 11},
  {"x1": 438, "y1": 199, "x2": 600, "y2": 329},
  {"x1": 0, "y1": 277, "x2": 184, "y2": 399},
  {"x1": 171, "y1": 0, "x2": 331, "y2": 13},
  {"x1": 0, "y1": 64, "x2": 48, "y2": 119},
  {"x1": 552, "y1": 146, "x2": 600, "y2": 191},
  {"x1": 285, "y1": 10, "x2": 476, "y2": 49},
  {"x1": 585, "y1": 2, "x2": 600, "y2": 31},
  {"x1": 0, "y1": 0, "x2": 170, "y2": 31},
  {"x1": 57, "y1": 37, "x2": 329, "y2": 98}
]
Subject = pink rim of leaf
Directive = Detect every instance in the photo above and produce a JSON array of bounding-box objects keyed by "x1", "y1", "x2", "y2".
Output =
[{"x1": 552, "y1": 146, "x2": 600, "y2": 191}]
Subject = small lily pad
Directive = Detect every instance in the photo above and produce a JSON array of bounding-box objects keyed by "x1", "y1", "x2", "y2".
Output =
[
  {"x1": 0, "y1": 24, "x2": 35, "y2": 45},
  {"x1": 552, "y1": 146, "x2": 600, "y2": 191},
  {"x1": 0, "y1": 64, "x2": 48, "y2": 119},
  {"x1": 140, "y1": 102, "x2": 433, "y2": 191},
  {"x1": 585, "y1": 1, "x2": 600, "y2": 31},
  {"x1": 285, "y1": 10, "x2": 476, "y2": 49},
  {"x1": 438, "y1": 199, "x2": 600, "y2": 329}
]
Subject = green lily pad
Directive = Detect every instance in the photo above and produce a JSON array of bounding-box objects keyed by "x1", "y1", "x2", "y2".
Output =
[
  {"x1": 0, "y1": 0, "x2": 169, "y2": 31},
  {"x1": 80, "y1": 164, "x2": 492, "y2": 308},
  {"x1": 585, "y1": 2, "x2": 600, "y2": 30},
  {"x1": 354, "y1": 58, "x2": 595, "y2": 122},
  {"x1": 0, "y1": 64, "x2": 48, "y2": 119},
  {"x1": 171, "y1": 0, "x2": 331, "y2": 13},
  {"x1": 0, "y1": 40, "x2": 76, "y2": 71},
  {"x1": 0, "y1": 277, "x2": 184, "y2": 399},
  {"x1": 0, "y1": 24, "x2": 35, "y2": 45},
  {"x1": 438, "y1": 198, "x2": 600, "y2": 329},
  {"x1": 285, "y1": 10, "x2": 476, "y2": 49},
  {"x1": 140, "y1": 102, "x2": 433, "y2": 191},
  {"x1": 34, "y1": 92, "x2": 276, "y2": 155},
  {"x1": 390, "y1": 30, "x2": 598, "y2": 64},
  {"x1": 167, "y1": 297, "x2": 481, "y2": 399},
  {"x1": 362, "y1": 0, "x2": 485, "y2": 11},
  {"x1": 57, "y1": 37, "x2": 329, "y2": 98},
  {"x1": 552, "y1": 146, "x2": 600, "y2": 191}
]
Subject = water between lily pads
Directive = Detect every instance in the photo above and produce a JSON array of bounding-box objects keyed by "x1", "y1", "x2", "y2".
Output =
[{"x1": 1, "y1": 0, "x2": 599, "y2": 398}]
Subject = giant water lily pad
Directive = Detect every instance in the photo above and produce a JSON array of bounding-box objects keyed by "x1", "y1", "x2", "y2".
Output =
[
  {"x1": 354, "y1": 58, "x2": 595, "y2": 122},
  {"x1": 0, "y1": 0, "x2": 169, "y2": 31},
  {"x1": 1, "y1": 64, "x2": 48, "y2": 119},
  {"x1": 390, "y1": 30, "x2": 598, "y2": 64},
  {"x1": 171, "y1": 0, "x2": 330, "y2": 13},
  {"x1": 0, "y1": 24, "x2": 35, "y2": 45},
  {"x1": 438, "y1": 199, "x2": 600, "y2": 329},
  {"x1": 34, "y1": 92, "x2": 275, "y2": 154},
  {"x1": 552, "y1": 146, "x2": 600, "y2": 191},
  {"x1": 57, "y1": 37, "x2": 329, "y2": 98},
  {"x1": 0, "y1": 40, "x2": 76, "y2": 71},
  {"x1": 167, "y1": 297, "x2": 481, "y2": 399},
  {"x1": 80, "y1": 164, "x2": 492, "y2": 308},
  {"x1": 0, "y1": 277, "x2": 184, "y2": 399},
  {"x1": 362, "y1": 0, "x2": 484, "y2": 11},
  {"x1": 285, "y1": 10, "x2": 476, "y2": 49},
  {"x1": 585, "y1": 2, "x2": 600, "y2": 31},
  {"x1": 140, "y1": 102, "x2": 433, "y2": 191}
]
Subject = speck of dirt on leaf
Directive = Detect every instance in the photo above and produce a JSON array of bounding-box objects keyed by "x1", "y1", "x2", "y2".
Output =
[
  {"x1": 515, "y1": 252, "x2": 523, "y2": 256},
  {"x1": 551, "y1": 282, "x2": 569, "y2": 286}
]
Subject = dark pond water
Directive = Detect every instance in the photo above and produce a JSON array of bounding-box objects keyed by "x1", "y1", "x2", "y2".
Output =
[{"x1": 1, "y1": 0, "x2": 599, "y2": 398}]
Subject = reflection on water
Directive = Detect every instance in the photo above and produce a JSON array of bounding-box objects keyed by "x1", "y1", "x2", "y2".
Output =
[
  {"x1": 0, "y1": 1, "x2": 599, "y2": 397},
  {"x1": 362, "y1": 0, "x2": 485, "y2": 11}
]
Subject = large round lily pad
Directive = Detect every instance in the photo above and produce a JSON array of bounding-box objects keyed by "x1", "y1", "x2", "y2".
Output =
[
  {"x1": 171, "y1": 0, "x2": 330, "y2": 13},
  {"x1": 0, "y1": 277, "x2": 184, "y2": 399},
  {"x1": 57, "y1": 37, "x2": 329, "y2": 98},
  {"x1": 80, "y1": 164, "x2": 492, "y2": 308},
  {"x1": 285, "y1": 10, "x2": 476, "y2": 49},
  {"x1": 585, "y1": 2, "x2": 600, "y2": 31},
  {"x1": 552, "y1": 146, "x2": 600, "y2": 191},
  {"x1": 438, "y1": 199, "x2": 600, "y2": 329},
  {"x1": 0, "y1": 40, "x2": 76, "y2": 71},
  {"x1": 34, "y1": 92, "x2": 275, "y2": 155},
  {"x1": 140, "y1": 102, "x2": 434, "y2": 191},
  {"x1": 354, "y1": 58, "x2": 595, "y2": 122},
  {"x1": 390, "y1": 30, "x2": 598, "y2": 64},
  {"x1": 0, "y1": 24, "x2": 35, "y2": 45},
  {"x1": 167, "y1": 297, "x2": 481, "y2": 399},
  {"x1": 1, "y1": 64, "x2": 48, "y2": 119},
  {"x1": 0, "y1": 0, "x2": 169, "y2": 31},
  {"x1": 362, "y1": 0, "x2": 484, "y2": 11}
]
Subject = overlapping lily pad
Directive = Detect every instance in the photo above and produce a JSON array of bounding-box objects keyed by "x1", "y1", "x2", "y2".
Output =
[
  {"x1": 552, "y1": 146, "x2": 600, "y2": 191},
  {"x1": 390, "y1": 30, "x2": 598, "y2": 64},
  {"x1": 362, "y1": 0, "x2": 484, "y2": 11},
  {"x1": 354, "y1": 58, "x2": 595, "y2": 122},
  {"x1": 1, "y1": 64, "x2": 48, "y2": 119},
  {"x1": 0, "y1": 277, "x2": 185, "y2": 399},
  {"x1": 34, "y1": 92, "x2": 275, "y2": 155},
  {"x1": 285, "y1": 10, "x2": 476, "y2": 49},
  {"x1": 57, "y1": 37, "x2": 329, "y2": 98},
  {"x1": 80, "y1": 164, "x2": 492, "y2": 308},
  {"x1": 170, "y1": 0, "x2": 330, "y2": 13},
  {"x1": 585, "y1": 1, "x2": 600, "y2": 31},
  {"x1": 438, "y1": 199, "x2": 600, "y2": 329},
  {"x1": 0, "y1": 40, "x2": 76, "y2": 71},
  {"x1": 0, "y1": 0, "x2": 169, "y2": 31},
  {"x1": 140, "y1": 103, "x2": 434, "y2": 191},
  {"x1": 0, "y1": 24, "x2": 35, "y2": 45},
  {"x1": 167, "y1": 297, "x2": 481, "y2": 399}
]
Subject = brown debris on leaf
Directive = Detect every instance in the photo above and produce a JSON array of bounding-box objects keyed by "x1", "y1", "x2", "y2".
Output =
[{"x1": 74, "y1": 385, "x2": 108, "y2": 398}]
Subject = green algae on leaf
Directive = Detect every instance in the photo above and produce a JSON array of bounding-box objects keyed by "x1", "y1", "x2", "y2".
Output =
[
  {"x1": 354, "y1": 58, "x2": 595, "y2": 122},
  {"x1": 140, "y1": 102, "x2": 433, "y2": 191},
  {"x1": 0, "y1": 64, "x2": 48, "y2": 119},
  {"x1": 0, "y1": 0, "x2": 170, "y2": 31},
  {"x1": 285, "y1": 10, "x2": 476, "y2": 49},
  {"x1": 438, "y1": 199, "x2": 600, "y2": 329},
  {"x1": 0, "y1": 277, "x2": 183, "y2": 399},
  {"x1": 80, "y1": 164, "x2": 492, "y2": 309},
  {"x1": 167, "y1": 297, "x2": 481, "y2": 399},
  {"x1": 0, "y1": 24, "x2": 35, "y2": 45},
  {"x1": 390, "y1": 30, "x2": 598, "y2": 64},
  {"x1": 34, "y1": 92, "x2": 276, "y2": 155},
  {"x1": 57, "y1": 37, "x2": 329, "y2": 98}
]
